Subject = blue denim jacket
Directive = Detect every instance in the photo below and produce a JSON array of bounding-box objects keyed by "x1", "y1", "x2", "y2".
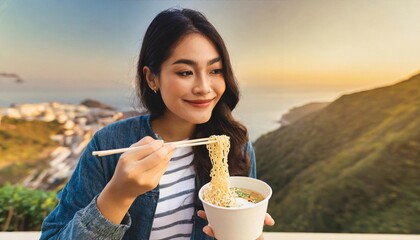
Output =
[{"x1": 40, "y1": 115, "x2": 257, "y2": 240}]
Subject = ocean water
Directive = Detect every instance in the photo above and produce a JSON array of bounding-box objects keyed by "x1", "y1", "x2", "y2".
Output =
[
  {"x1": 0, "y1": 82, "x2": 342, "y2": 141},
  {"x1": 237, "y1": 86, "x2": 341, "y2": 141}
]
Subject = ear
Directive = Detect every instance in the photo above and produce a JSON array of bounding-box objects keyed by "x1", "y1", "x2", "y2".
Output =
[{"x1": 143, "y1": 66, "x2": 159, "y2": 91}]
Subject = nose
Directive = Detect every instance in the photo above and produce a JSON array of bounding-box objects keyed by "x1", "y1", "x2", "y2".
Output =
[{"x1": 192, "y1": 72, "x2": 212, "y2": 95}]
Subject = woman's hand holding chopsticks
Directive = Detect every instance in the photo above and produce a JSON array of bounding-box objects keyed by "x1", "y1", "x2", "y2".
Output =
[{"x1": 96, "y1": 136, "x2": 175, "y2": 224}]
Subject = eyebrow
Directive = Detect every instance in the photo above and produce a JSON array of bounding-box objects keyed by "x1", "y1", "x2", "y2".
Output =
[{"x1": 172, "y1": 56, "x2": 221, "y2": 66}]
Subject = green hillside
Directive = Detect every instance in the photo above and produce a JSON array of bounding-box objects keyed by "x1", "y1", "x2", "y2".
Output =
[
  {"x1": 0, "y1": 117, "x2": 61, "y2": 185},
  {"x1": 254, "y1": 73, "x2": 420, "y2": 233}
]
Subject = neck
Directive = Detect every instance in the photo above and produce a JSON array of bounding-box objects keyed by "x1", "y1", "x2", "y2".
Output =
[{"x1": 150, "y1": 113, "x2": 196, "y2": 142}]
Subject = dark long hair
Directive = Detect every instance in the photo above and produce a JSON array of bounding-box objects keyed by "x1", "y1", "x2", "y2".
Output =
[{"x1": 136, "y1": 8, "x2": 250, "y2": 184}]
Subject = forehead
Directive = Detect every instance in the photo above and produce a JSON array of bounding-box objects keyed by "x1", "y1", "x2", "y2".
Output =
[{"x1": 168, "y1": 33, "x2": 220, "y2": 62}]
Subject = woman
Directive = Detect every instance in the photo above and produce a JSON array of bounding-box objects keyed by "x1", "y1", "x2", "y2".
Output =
[{"x1": 41, "y1": 8, "x2": 273, "y2": 239}]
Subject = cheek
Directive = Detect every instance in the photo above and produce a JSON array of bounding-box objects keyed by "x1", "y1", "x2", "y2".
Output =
[
  {"x1": 160, "y1": 80, "x2": 189, "y2": 104},
  {"x1": 160, "y1": 75, "x2": 187, "y2": 94},
  {"x1": 216, "y1": 80, "x2": 226, "y2": 97}
]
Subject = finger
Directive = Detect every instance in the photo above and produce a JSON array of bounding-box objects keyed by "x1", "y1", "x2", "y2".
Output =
[
  {"x1": 130, "y1": 145, "x2": 175, "y2": 190},
  {"x1": 202, "y1": 225, "x2": 214, "y2": 237},
  {"x1": 197, "y1": 210, "x2": 207, "y2": 220},
  {"x1": 131, "y1": 136, "x2": 155, "y2": 147},
  {"x1": 121, "y1": 136, "x2": 160, "y2": 160},
  {"x1": 121, "y1": 140, "x2": 164, "y2": 163},
  {"x1": 147, "y1": 145, "x2": 176, "y2": 177},
  {"x1": 165, "y1": 143, "x2": 176, "y2": 155},
  {"x1": 264, "y1": 213, "x2": 275, "y2": 226},
  {"x1": 133, "y1": 144, "x2": 174, "y2": 172}
]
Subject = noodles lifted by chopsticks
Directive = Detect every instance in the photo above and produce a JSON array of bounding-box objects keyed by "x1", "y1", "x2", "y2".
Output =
[{"x1": 203, "y1": 135, "x2": 236, "y2": 207}]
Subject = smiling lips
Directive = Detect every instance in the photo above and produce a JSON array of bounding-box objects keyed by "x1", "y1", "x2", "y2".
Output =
[{"x1": 184, "y1": 99, "x2": 214, "y2": 108}]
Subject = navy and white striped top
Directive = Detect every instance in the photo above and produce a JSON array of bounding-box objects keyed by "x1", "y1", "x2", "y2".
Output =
[{"x1": 149, "y1": 146, "x2": 195, "y2": 240}]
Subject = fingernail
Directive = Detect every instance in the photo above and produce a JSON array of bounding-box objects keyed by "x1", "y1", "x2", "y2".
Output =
[{"x1": 166, "y1": 143, "x2": 175, "y2": 151}]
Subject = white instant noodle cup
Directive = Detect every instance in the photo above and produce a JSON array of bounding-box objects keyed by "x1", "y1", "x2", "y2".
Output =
[{"x1": 198, "y1": 176, "x2": 272, "y2": 240}]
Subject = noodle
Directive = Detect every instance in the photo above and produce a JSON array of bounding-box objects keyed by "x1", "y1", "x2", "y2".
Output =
[{"x1": 202, "y1": 135, "x2": 236, "y2": 207}]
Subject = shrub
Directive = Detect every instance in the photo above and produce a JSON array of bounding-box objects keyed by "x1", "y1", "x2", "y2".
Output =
[{"x1": 0, "y1": 184, "x2": 57, "y2": 231}]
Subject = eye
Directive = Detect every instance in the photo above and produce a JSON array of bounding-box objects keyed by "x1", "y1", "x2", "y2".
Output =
[
  {"x1": 176, "y1": 71, "x2": 193, "y2": 77},
  {"x1": 210, "y1": 69, "x2": 223, "y2": 75}
]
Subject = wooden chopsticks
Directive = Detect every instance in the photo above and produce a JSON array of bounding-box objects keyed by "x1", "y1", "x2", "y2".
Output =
[{"x1": 92, "y1": 138, "x2": 216, "y2": 157}]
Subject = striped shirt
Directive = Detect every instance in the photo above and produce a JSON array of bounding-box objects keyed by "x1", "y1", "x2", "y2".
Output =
[{"x1": 149, "y1": 146, "x2": 195, "y2": 240}]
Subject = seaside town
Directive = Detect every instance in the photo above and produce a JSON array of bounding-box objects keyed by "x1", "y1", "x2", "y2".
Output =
[{"x1": 0, "y1": 100, "x2": 127, "y2": 190}]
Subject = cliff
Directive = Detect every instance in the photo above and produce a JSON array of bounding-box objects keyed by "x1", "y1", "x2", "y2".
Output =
[{"x1": 254, "y1": 72, "x2": 420, "y2": 233}]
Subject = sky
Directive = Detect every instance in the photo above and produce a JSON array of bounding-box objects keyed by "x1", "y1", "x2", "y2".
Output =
[{"x1": 1, "y1": 0, "x2": 420, "y2": 92}]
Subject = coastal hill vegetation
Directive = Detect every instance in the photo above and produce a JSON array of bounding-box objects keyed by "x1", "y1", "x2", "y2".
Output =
[
  {"x1": 0, "y1": 117, "x2": 61, "y2": 185},
  {"x1": 254, "y1": 72, "x2": 420, "y2": 233},
  {"x1": 0, "y1": 117, "x2": 61, "y2": 230}
]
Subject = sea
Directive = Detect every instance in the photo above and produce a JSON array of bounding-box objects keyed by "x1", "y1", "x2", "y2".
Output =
[{"x1": 0, "y1": 81, "x2": 344, "y2": 141}]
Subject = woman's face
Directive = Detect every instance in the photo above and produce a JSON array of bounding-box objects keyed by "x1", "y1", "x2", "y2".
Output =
[{"x1": 156, "y1": 33, "x2": 226, "y2": 124}]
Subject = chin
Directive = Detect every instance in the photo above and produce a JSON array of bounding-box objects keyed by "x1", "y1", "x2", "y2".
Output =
[{"x1": 189, "y1": 114, "x2": 212, "y2": 124}]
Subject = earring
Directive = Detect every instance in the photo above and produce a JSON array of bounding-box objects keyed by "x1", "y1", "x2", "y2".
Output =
[{"x1": 153, "y1": 87, "x2": 158, "y2": 94}]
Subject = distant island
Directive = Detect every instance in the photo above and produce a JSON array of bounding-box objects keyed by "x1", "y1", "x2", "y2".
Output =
[
  {"x1": 80, "y1": 99, "x2": 116, "y2": 111},
  {"x1": 254, "y1": 72, "x2": 420, "y2": 233},
  {"x1": 0, "y1": 72, "x2": 24, "y2": 83}
]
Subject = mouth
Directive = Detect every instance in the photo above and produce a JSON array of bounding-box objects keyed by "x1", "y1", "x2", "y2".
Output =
[{"x1": 184, "y1": 98, "x2": 214, "y2": 108}]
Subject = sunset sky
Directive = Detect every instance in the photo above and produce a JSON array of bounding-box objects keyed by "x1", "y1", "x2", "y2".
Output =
[{"x1": 1, "y1": 0, "x2": 420, "y2": 92}]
